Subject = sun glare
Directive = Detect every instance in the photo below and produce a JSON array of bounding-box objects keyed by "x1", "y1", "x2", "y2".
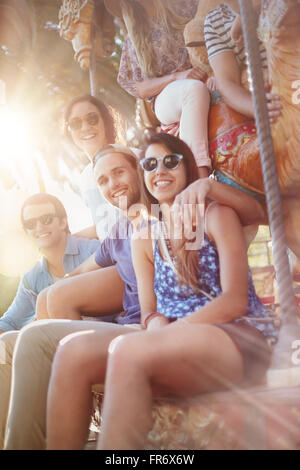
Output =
[
  {"x1": 0, "y1": 105, "x2": 33, "y2": 163},
  {"x1": 0, "y1": 104, "x2": 40, "y2": 190}
]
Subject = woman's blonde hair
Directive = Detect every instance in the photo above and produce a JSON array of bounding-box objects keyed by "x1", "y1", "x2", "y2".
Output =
[{"x1": 120, "y1": 0, "x2": 190, "y2": 78}]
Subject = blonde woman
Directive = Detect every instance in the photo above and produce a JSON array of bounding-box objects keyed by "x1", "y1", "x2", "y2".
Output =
[{"x1": 105, "y1": 0, "x2": 211, "y2": 178}]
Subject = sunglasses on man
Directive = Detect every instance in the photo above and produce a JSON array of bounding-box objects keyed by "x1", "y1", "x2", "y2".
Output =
[
  {"x1": 140, "y1": 153, "x2": 183, "y2": 173},
  {"x1": 23, "y1": 214, "x2": 57, "y2": 230},
  {"x1": 68, "y1": 112, "x2": 100, "y2": 132}
]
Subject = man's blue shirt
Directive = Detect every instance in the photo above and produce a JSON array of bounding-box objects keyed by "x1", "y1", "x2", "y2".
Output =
[{"x1": 0, "y1": 235, "x2": 99, "y2": 332}]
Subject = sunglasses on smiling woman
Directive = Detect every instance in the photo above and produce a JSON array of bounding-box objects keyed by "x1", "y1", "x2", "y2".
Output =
[
  {"x1": 140, "y1": 153, "x2": 183, "y2": 173},
  {"x1": 23, "y1": 214, "x2": 57, "y2": 231},
  {"x1": 67, "y1": 112, "x2": 100, "y2": 132}
]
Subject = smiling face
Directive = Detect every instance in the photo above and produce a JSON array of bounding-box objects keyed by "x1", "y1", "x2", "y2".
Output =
[
  {"x1": 95, "y1": 153, "x2": 141, "y2": 211},
  {"x1": 143, "y1": 143, "x2": 187, "y2": 205},
  {"x1": 23, "y1": 203, "x2": 67, "y2": 251},
  {"x1": 68, "y1": 100, "x2": 107, "y2": 158}
]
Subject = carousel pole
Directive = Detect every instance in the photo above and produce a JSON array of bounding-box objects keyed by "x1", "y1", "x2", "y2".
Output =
[
  {"x1": 59, "y1": 0, "x2": 97, "y2": 95},
  {"x1": 89, "y1": 11, "x2": 97, "y2": 97},
  {"x1": 238, "y1": 0, "x2": 300, "y2": 384}
]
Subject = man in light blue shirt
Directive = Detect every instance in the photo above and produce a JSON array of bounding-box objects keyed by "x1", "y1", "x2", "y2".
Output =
[{"x1": 0, "y1": 193, "x2": 99, "y2": 334}]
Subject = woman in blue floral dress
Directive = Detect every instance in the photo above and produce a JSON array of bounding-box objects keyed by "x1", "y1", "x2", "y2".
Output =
[
  {"x1": 96, "y1": 133, "x2": 277, "y2": 448},
  {"x1": 46, "y1": 133, "x2": 277, "y2": 450}
]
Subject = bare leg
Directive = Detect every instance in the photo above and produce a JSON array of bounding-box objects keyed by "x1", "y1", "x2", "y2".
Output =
[
  {"x1": 243, "y1": 223, "x2": 259, "y2": 248},
  {"x1": 98, "y1": 322, "x2": 244, "y2": 450},
  {"x1": 46, "y1": 266, "x2": 124, "y2": 320},
  {"x1": 283, "y1": 197, "x2": 300, "y2": 259},
  {"x1": 155, "y1": 79, "x2": 211, "y2": 168},
  {"x1": 4, "y1": 320, "x2": 138, "y2": 450},
  {"x1": 46, "y1": 326, "x2": 139, "y2": 449},
  {"x1": 289, "y1": 251, "x2": 300, "y2": 282}
]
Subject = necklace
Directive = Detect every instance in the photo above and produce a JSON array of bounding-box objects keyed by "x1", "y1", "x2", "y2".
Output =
[{"x1": 159, "y1": 220, "x2": 178, "y2": 271}]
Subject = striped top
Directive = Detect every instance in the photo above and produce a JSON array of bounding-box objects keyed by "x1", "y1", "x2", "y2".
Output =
[{"x1": 204, "y1": 3, "x2": 268, "y2": 70}]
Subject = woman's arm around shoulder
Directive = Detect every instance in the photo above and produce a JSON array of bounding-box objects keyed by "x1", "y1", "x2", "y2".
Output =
[{"x1": 174, "y1": 177, "x2": 267, "y2": 227}]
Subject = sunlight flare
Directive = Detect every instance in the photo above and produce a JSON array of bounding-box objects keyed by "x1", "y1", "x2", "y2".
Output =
[{"x1": 0, "y1": 105, "x2": 33, "y2": 165}]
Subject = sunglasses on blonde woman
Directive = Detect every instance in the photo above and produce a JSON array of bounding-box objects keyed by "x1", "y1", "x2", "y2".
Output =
[
  {"x1": 68, "y1": 112, "x2": 100, "y2": 132},
  {"x1": 140, "y1": 153, "x2": 183, "y2": 173}
]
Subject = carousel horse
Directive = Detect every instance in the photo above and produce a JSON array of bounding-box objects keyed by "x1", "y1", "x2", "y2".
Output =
[
  {"x1": 58, "y1": 0, "x2": 300, "y2": 261},
  {"x1": 57, "y1": 0, "x2": 300, "y2": 449},
  {"x1": 184, "y1": 0, "x2": 300, "y2": 261}
]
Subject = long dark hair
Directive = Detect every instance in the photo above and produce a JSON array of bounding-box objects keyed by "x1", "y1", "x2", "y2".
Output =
[
  {"x1": 63, "y1": 94, "x2": 116, "y2": 145},
  {"x1": 141, "y1": 133, "x2": 202, "y2": 291}
]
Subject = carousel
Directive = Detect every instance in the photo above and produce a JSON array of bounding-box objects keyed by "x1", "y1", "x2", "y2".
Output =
[
  {"x1": 55, "y1": 0, "x2": 300, "y2": 450},
  {"x1": 1, "y1": 0, "x2": 300, "y2": 450}
]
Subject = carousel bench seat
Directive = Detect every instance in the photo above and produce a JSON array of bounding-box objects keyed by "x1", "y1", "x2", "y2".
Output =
[
  {"x1": 91, "y1": 378, "x2": 300, "y2": 450},
  {"x1": 88, "y1": 277, "x2": 300, "y2": 450}
]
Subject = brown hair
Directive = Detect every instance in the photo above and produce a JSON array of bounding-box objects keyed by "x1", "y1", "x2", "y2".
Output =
[
  {"x1": 63, "y1": 94, "x2": 116, "y2": 145},
  {"x1": 141, "y1": 133, "x2": 202, "y2": 291},
  {"x1": 21, "y1": 193, "x2": 70, "y2": 233}
]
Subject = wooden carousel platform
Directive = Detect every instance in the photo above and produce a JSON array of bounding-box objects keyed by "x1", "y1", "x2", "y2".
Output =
[{"x1": 89, "y1": 382, "x2": 300, "y2": 450}]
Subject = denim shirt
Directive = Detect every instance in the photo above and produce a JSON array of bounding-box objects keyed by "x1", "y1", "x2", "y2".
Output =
[{"x1": 0, "y1": 235, "x2": 99, "y2": 332}]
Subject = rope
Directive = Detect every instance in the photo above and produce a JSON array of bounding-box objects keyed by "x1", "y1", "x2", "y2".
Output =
[{"x1": 238, "y1": 0, "x2": 299, "y2": 367}]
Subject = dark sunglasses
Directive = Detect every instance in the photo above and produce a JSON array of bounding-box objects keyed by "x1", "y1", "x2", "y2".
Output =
[
  {"x1": 68, "y1": 112, "x2": 100, "y2": 132},
  {"x1": 23, "y1": 214, "x2": 57, "y2": 230},
  {"x1": 140, "y1": 153, "x2": 183, "y2": 173}
]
